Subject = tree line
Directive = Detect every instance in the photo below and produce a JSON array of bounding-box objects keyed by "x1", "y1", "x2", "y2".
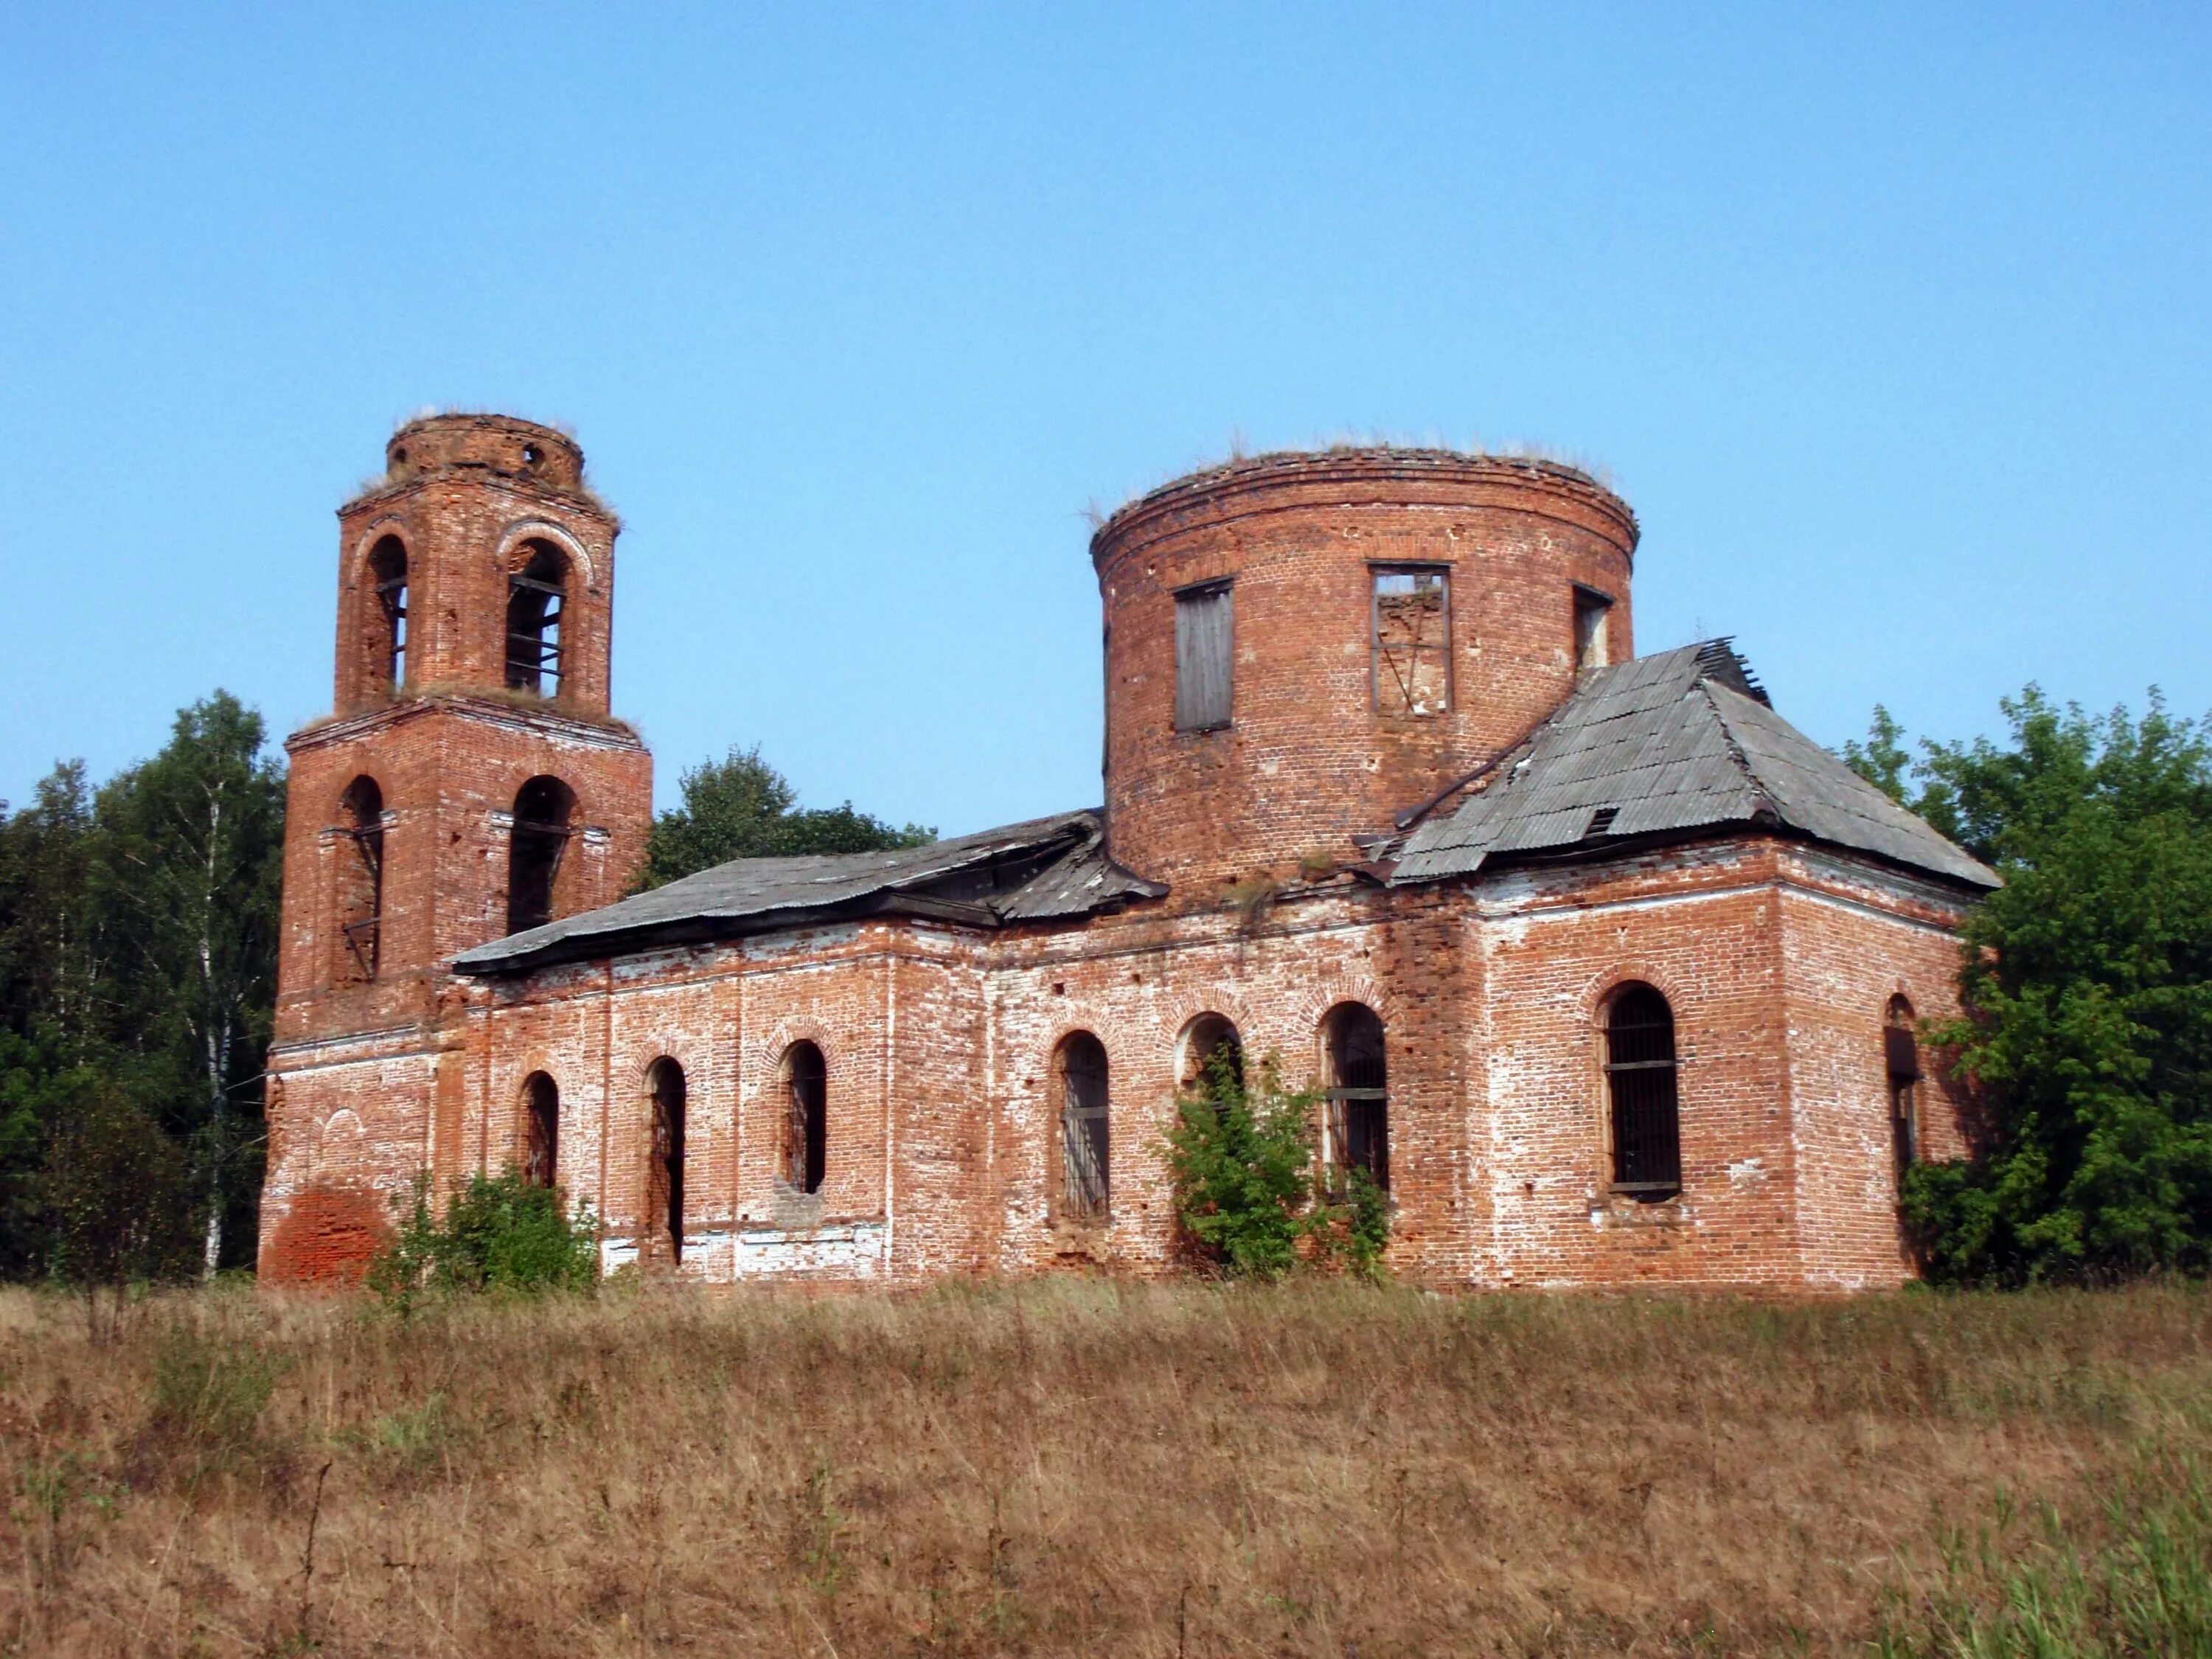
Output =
[{"x1": 0, "y1": 684, "x2": 2203, "y2": 1292}]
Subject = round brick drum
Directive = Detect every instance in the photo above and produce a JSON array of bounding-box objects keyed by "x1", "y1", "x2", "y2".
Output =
[{"x1": 1091, "y1": 448, "x2": 1639, "y2": 894}]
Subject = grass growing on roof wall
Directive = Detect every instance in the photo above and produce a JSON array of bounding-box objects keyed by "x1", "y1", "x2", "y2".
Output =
[{"x1": 2, "y1": 1279, "x2": 2208, "y2": 1655}]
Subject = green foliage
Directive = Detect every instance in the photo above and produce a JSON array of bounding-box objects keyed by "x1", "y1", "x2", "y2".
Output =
[
  {"x1": 1857, "y1": 690, "x2": 2212, "y2": 1284},
  {"x1": 1164, "y1": 1051, "x2": 1377, "y2": 1279},
  {"x1": 369, "y1": 1169, "x2": 599, "y2": 1308},
  {"x1": 1335, "y1": 1166, "x2": 1392, "y2": 1279},
  {"x1": 639, "y1": 745, "x2": 933, "y2": 889},
  {"x1": 0, "y1": 693, "x2": 285, "y2": 1280},
  {"x1": 41, "y1": 1074, "x2": 198, "y2": 1332}
]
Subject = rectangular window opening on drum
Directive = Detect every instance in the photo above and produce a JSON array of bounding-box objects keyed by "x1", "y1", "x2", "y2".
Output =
[
  {"x1": 1174, "y1": 581, "x2": 1233, "y2": 732},
  {"x1": 1372, "y1": 566, "x2": 1450, "y2": 717}
]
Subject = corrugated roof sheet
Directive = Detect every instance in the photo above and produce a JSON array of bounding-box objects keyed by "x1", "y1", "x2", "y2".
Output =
[
  {"x1": 1391, "y1": 641, "x2": 1997, "y2": 888},
  {"x1": 452, "y1": 809, "x2": 1164, "y2": 976}
]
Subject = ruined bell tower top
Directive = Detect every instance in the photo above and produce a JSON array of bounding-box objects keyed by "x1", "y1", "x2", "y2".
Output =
[{"x1": 379, "y1": 413, "x2": 588, "y2": 496}]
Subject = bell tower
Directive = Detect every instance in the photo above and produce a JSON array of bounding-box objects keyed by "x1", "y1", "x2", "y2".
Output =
[{"x1": 260, "y1": 414, "x2": 653, "y2": 1282}]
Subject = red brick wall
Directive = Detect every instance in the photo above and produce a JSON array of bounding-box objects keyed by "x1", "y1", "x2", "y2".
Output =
[
  {"x1": 1093, "y1": 451, "x2": 1638, "y2": 898},
  {"x1": 260, "y1": 418, "x2": 651, "y2": 1284},
  {"x1": 426, "y1": 837, "x2": 1980, "y2": 1294}
]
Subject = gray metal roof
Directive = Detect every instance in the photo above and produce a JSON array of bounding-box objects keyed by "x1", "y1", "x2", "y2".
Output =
[
  {"x1": 452, "y1": 809, "x2": 1165, "y2": 976},
  {"x1": 1391, "y1": 641, "x2": 1998, "y2": 889}
]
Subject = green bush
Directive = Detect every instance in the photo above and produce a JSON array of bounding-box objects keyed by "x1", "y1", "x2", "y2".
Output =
[
  {"x1": 1164, "y1": 1053, "x2": 1390, "y2": 1279},
  {"x1": 368, "y1": 1169, "x2": 597, "y2": 1308}
]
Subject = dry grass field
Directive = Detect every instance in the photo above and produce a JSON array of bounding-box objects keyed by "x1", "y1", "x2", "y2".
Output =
[{"x1": 3, "y1": 1278, "x2": 2208, "y2": 1657}]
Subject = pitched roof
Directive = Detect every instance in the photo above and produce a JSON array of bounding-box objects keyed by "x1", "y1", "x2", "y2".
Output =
[
  {"x1": 1389, "y1": 641, "x2": 1998, "y2": 889},
  {"x1": 451, "y1": 809, "x2": 1164, "y2": 976}
]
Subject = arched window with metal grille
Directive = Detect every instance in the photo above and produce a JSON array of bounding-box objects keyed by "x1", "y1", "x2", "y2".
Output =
[
  {"x1": 506, "y1": 540, "x2": 567, "y2": 696},
  {"x1": 1054, "y1": 1032, "x2": 1110, "y2": 1220},
  {"x1": 367, "y1": 535, "x2": 408, "y2": 689},
  {"x1": 1323, "y1": 1002, "x2": 1388, "y2": 1194},
  {"x1": 780, "y1": 1042, "x2": 827, "y2": 1195},
  {"x1": 335, "y1": 776, "x2": 384, "y2": 982},
  {"x1": 1605, "y1": 984, "x2": 1681, "y2": 1197},
  {"x1": 506, "y1": 776, "x2": 577, "y2": 935}
]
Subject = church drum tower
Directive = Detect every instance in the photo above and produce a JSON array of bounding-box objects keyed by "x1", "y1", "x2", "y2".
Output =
[{"x1": 259, "y1": 416, "x2": 652, "y2": 1283}]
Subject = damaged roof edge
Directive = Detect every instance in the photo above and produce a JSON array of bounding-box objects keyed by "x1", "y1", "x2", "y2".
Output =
[
  {"x1": 1387, "y1": 639, "x2": 1998, "y2": 891},
  {"x1": 451, "y1": 807, "x2": 1166, "y2": 978}
]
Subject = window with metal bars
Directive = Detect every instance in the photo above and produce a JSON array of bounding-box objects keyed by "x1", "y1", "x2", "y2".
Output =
[
  {"x1": 1053, "y1": 1032, "x2": 1110, "y2": 1220},
  {"x1": 1605, "y1": 984, "x2": 1680, "y2": 1197},
  {"x1": 1324, "y1": 1003, "x2": 1388, "y2": 1194},
  {"x1": 1372, "y1": 567, "x2": 1450, "y2": 716},
  {"x1": 335, "y1": 776, "x2": 383, "y2": 982},
  {"x1": 521, "y1": 1072, "x2": 559, "y2": 1190},
  {"x1": 506, "y1": 540, "x2": 566, "y2": 696},
  {"x1": 645, "y1": 1058, "x2": 686, "y2": 1262},
  {"x1": 506, "y1": 776, "x2": 577, "y2": 935},
  {"x1": 1174, "y1": 581, "x2": 1233, "y2": 731},
  {"x1": 368, "y1": 536, "x2": 408, "y2": 690},
  {"x1": 1885, "y1": 997, "x2": 1921, "y2": 1183},
  {"x1": 781, "y1": 1041, "x2": 827, "y2": 1195}
]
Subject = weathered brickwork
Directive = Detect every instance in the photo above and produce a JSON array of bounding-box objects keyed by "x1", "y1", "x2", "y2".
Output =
[
  {"x1": 262, "y1": 428, "x2": 1986, "y2": 1294},
  {"x1": 1093, "y1": 452, "x2": 1637, "y2": 898}
]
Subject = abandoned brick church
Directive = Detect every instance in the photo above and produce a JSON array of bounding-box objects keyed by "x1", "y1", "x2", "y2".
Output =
[{"x1": 260, "y1": 414, "x2": 1996, "y2": 1291}]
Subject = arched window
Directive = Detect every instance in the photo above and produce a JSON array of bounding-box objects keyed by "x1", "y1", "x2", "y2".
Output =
[
  {"x1": 1054, "y1": 1032, "x2": 1110, "y2": 1220},
  {"x1": 1885, "y1": 996, "x2": 1921, "y2": 1181},
  {"x1": 646, "y1": 1058, "x2": 686, "y2": 1262},
  {"x1": 506, "y1": 776, "x2": 577, "y2": 934},
  {"x1": 368, "y1": 536, "x2": 408, "y2": 689},
  {"x1": 780, "y1": 1043, "x2": 827, "y2": 1194},
  {"x1": 1178, "y1": 1013, "x2": 1243, "y2": 1099},
  {"x1": 506, "y1": 540, "x2": 567, "y2": 696},
  {"x1": 1324, "y1": 1003, "x2": 1388, "y2": 1194},
  {"x1": 335, "y1": 776, "x2": 384, "y2": 981},
  {"x1": 1605, "y1": 984, "x2": 1680, "y2": 1197},
  {"x1": 521, "y1": 1072, "x2": 559, "y2": 1189}
]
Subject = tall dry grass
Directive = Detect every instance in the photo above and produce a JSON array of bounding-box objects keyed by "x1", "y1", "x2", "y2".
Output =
[{"x1": 3, "y1": 1279, "x2": 2208, "y2": 1656}]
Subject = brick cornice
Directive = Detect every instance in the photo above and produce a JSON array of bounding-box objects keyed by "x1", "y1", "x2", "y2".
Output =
[{"x1": 286, "y1": 692, "x2": 646, "y2": 757}]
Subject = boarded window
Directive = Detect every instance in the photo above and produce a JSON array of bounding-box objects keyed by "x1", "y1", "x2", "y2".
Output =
[
  {"x1": 1606, "y1": 984, "x2": 1681, "y2": 1197},
  {"x1": 506, "y1": 776, "x2": 577, "y2": 935},
  {"x1": 1324, "y1": 1003, "x2": 1389, "y2": 1194},
  {"x1": 1886, "y1": 997, "x2": 1921, "y2": 1181},
  {"x1": 1054, "y1": 1032, "x2": 1110, "y2": 1220},
  {"x1": 1573, "y1": 585, "x2": 1613, "y2": 672},
  {"x1": 1373, "y1": 568, "x2": 1450, "y2": 716},
  {"x1": 369, "y1": 536, "x2": 408, "y2": 689},
  {"x1": 1174, "y1": 582, "x2": 1233, "y2": 731},
  {"x1": 335, "y1": 776, "x2": 384, "y2": 982},
  {"x1": 506, "y1": 540, "x2": 567, "y2": 696},
  {"x1": 521, "y1": 1071, "x2": 559, "y2": 1189},
  {"x1": 781, "y1": 1041, "x2": 827, "y2": 1194},
  {"x1": 1178, "y1": 1013, "x2": 1244, "y2": 1099},
  {"x1": 646, "y1": 1058, "x2": 686, "y2": 1263}
]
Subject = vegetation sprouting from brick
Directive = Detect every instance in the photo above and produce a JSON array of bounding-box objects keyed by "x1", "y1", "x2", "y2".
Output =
[
  {"x1": 1844, "y1": 689, "x2": 2212, "y2": 1285},
  {"x1": 1164, "y1": 1048, "x2": 1391, "y2": 1279},
  {"x1": 5, "y1": 1279, "x2": 2210, "y2": 1654},
  {"x1": 636, "y1": 744, "x2": 935, "y2": 889}
]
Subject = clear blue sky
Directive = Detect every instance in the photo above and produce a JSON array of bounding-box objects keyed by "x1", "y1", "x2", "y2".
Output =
[{"x1": 3, "y1": 4, "x2": 2205, "y2": 834}]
